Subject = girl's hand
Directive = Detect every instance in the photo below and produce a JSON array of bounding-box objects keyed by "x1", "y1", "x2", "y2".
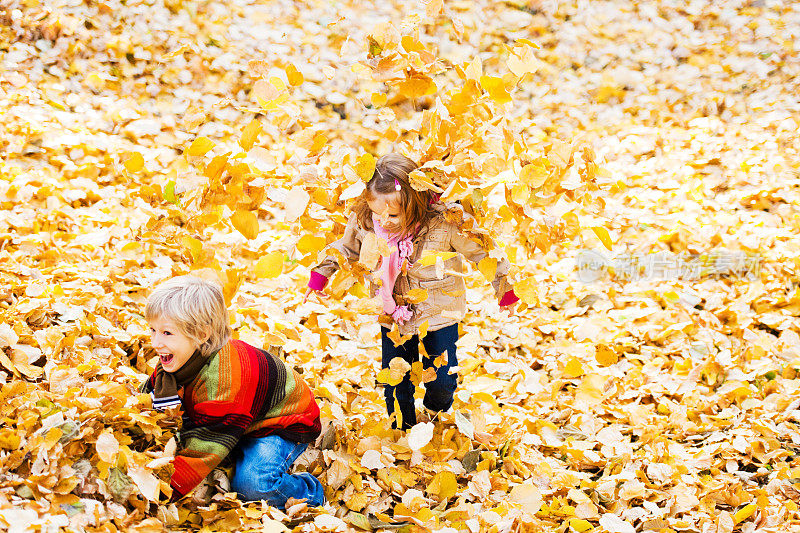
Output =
[
  {"x1": 303, "y1": 287, "x2": 325, "y2": 303},
  {"x1": 500, "y1": 301, "x2": 517, "y2": 315}
]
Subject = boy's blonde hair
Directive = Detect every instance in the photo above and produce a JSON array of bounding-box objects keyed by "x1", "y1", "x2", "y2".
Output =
[{"x1": 145, "y1": 276, "x2": 231, "y2": 357}]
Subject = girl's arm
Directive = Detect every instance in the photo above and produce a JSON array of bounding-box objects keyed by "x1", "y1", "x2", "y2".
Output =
[
  {"x1": 449, "y1": 226, "x2": 519, "y2": 306},
  {"x1": 308, "y1": 212, "x2": 364, "y2": 291}
]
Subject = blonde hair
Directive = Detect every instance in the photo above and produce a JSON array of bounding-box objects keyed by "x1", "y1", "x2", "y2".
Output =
[{"x1": 145, "y1": 276, "x2": 231, "y2": 357}]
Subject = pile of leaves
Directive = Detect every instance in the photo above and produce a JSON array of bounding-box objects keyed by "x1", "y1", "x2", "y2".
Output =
[{"x1": 1, "y1": 0, "x2": 799, "y2": 532}]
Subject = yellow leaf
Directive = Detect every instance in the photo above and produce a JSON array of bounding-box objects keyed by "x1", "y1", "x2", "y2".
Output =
[
  {"x1": 511, "y1": 183, "x2": 530, "y2": 204},
  {"x1": 564, "y1": 357, "x2": 584, "y2": 379},
  {"x1": 513, "y1": 277, "x2": 537, "y2": 305},
  {"x1": 205, "y1": 153, "x2": 229, "y2": 180},
  {"x1": 269, "y1": 76, "x2": 287, "y2": 91},
  {"x1": 355, "y1": 153, "x2": 376, "y2": 181},
  {"x1": 124, "y1": 152, "x2": 144, "y2": 172},
  {"x1": 255, "y1": 252, "x2": 284, "y2": 278},
  {"x1": 427, "y1": 471, "x2": 458, "y2": 501},
  {"x1": 296, "y1": 234, "x2": 327, "y2": 255},
  {"x1": 464, "y1": 57, "x2": 483, "y2": 81},
  {"x1": 478, "y1": 257, "x2": 497, "y2": 282},
  {"x1": 591, "y1": 226, "x2": 612, "y2": 251},
  {"x1": 418, "y1": 251, "x2": 457, "y2": 267},
  {"x1": 480, "y1": 75, "x2": 512, "y2": 104},
  {"x1": 569, "y1": 518, "x2": 593, "y2": 532},
  {"x1": 252, "y1": 78, "x2": 280, "y2": 102},
  {"x1": 563, "y1": 212, "x2": 580, "y2": 239},
  {"x1": 507, "y1": 46, "x2": 540, "y2": 78},
  {"x1": 734, "y1": 503, "x2": 756, "y2": 524},
  {"x1": 409, "y1": 170, "x2": 444, "y2": 193},
  {"x1": 519, "y1": 162, "x2": 548, "y2": 188},
  {"x1": 284, "y1": 64, "x2": 304, "y2": 86},
  {"x1": 405, "y1": 288, "x2": 429, "y2": 304},
  {"x1": 595, "y1": 345, "x2": 619, "y2": 367},
  {"x1": 398, "y1": 75, "x2": 436, "y2": 98},
  {"x1": 0, "y1": 430, "x2": 21, "y2": 450},
  {"x1": 377, "y1": 362, "x2": 409, "y2": 387},
  {"x1": 516, "y1": 38, "x2": 539, "y2": 48},
  {"x1": 239, "y1": 119, "x2": 262, "y2": 151},
  {"x1": 231, "y1": 209, "x2": 260, "y2": 239},
  {"x1": 662, "y1": 291, "x2": 680, "y2": 304},
  {"x1": 377, "y1": 368, "x2": 392, "y2": 385},
  {"x1": 186, "y1": 136, "x2": 215, "y2": 157},
  {"x1": 371, "y1": 92, "x2": 388, "y2": 106},
  {"x1": 182, "y1": 236, "x2": 203, "y2": 262}
]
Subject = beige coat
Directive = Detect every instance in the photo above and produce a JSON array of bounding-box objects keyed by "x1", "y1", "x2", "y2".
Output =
[{"x1": 312, "y1": 204, "x2": 514, "y2": 336}]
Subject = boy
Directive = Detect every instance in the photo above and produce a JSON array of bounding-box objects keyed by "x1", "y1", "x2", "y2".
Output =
[{"x1": 140, "y1": 276, "x2": 324, "y2": 508}]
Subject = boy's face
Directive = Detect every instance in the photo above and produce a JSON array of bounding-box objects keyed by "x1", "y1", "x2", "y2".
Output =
[
  {"x1": 368, "y1": 193, "x2": 403, "y2": 233},
  {"x1": 149, "y1": 316, "x2": 199, "y2": 372}
]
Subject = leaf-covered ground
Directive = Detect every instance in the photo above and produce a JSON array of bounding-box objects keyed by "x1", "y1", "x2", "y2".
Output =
[{"x1": 1, "y1": 0, "x2": 800, "y2": 532}]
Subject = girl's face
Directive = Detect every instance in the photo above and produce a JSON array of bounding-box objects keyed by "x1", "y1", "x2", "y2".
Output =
[
  {"x1": 368, "y1": 193, "x2": 403, "y2": 233},
  {"x1": 149, "y1": 315, "x2": 200, "y2": 372}
]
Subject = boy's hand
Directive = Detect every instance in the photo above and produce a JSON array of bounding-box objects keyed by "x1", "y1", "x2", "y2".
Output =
[{"x1": 303, "y1": 287, "x2": 326, "y2": 303}]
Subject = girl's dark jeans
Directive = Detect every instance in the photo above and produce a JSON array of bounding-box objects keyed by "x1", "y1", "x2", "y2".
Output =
[{"x1": 380, "y1": 323, "x2": 459, "y2": 430}]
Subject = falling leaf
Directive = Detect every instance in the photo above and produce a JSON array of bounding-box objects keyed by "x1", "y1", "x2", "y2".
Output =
[
  {"x1": 592, "y1": 226, "x2": 613, "y2": 251},
  {"x1": 477, "y1": 257, "x2": 497, "y2": 282},
  {"x1": 479, "y1": 75, "x2": 512, "y2": 104},
  {"x1": 339, "y1": 181, "x2": 366, "y2": 202},
  {"x1": 231, "y1": 209, "x2": 259, "y2": 239},
  {"x1": 124, "y1": 152, "x2": 144, "y2": 172},
  {"x1": 285, "y1": 64, "x2": 304, "y2": 86},
  {"x1": 354, "y1": 153, "x2": 376, "y2": 181},
  {"x1": 239, "y1": 119, "x2": 262, "y2": 151},
  {"x1": 186, "y1": 136, "x2": 215, "y2": 157},
  {"x1": 284, "y1": 186, "x2": 311, "y2": 222},
  {"x1": 255, "y1": 252, "x2": 284, "y2": 278}
]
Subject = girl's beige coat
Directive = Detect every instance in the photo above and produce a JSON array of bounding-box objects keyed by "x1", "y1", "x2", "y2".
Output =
[{"x1": 312, "y1": 205, "x2": 514, "y2": 336}]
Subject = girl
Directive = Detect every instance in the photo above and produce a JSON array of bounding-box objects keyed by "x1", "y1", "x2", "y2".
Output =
[
  {"x1": 140, "y1": 276, "x2": 325, "y2": 508},
  {"x1": 305, "y1": 154, "x2": 518, "y2": 429}
]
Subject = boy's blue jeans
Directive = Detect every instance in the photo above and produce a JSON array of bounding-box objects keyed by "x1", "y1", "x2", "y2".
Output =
[
  {"x1": 231, "y1": 434, "x2": 325, "y2": 509},
  {"x1": 381, "y1": 323, "x2": 459, "y2": 430}
]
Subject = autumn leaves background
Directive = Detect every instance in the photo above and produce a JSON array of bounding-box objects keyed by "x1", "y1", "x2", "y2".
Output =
[{"x1": 1, "y1": 0, "x2": 800, "y2": 531}]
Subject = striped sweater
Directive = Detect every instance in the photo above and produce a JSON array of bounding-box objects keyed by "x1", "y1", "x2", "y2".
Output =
[{"x1": 141, "y1": 339, "x2": 321, "y2": 499}]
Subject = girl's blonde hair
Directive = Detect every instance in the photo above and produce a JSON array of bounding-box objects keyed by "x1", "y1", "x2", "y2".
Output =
[
  {"x1": 353, "y1": 153, "x2": 439, "y2": 236},
  {"x1": 145, "y1": 276, "x2": 231, "y2": 357}
]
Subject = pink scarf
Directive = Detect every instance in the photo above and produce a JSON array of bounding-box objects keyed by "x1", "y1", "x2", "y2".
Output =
[{"x1": 372, "y1": 215, "x2": 414, "y2": 324}]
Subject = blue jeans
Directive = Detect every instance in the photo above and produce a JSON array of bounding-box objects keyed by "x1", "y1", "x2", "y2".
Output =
[
  {"x1": 231, "y1": 434, "x2": 325, "y2": 509},
  {"x1": 381, "y1": 323, "x2": 459, "y2": 430}
]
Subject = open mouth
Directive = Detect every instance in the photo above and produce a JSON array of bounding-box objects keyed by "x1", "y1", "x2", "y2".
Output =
[{"x1": 159, "y1": 352, "x2": 174, "y2": 365}]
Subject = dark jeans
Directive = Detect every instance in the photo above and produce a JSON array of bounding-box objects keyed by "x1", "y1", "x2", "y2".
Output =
[{"x1": 381, "y1": 323, "x2": 459, "y2": 430}]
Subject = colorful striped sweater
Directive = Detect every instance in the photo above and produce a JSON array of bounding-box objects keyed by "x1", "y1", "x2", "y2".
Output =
[{"x1": 141, "y1": 339, "x2": 321, "y2": 499}]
